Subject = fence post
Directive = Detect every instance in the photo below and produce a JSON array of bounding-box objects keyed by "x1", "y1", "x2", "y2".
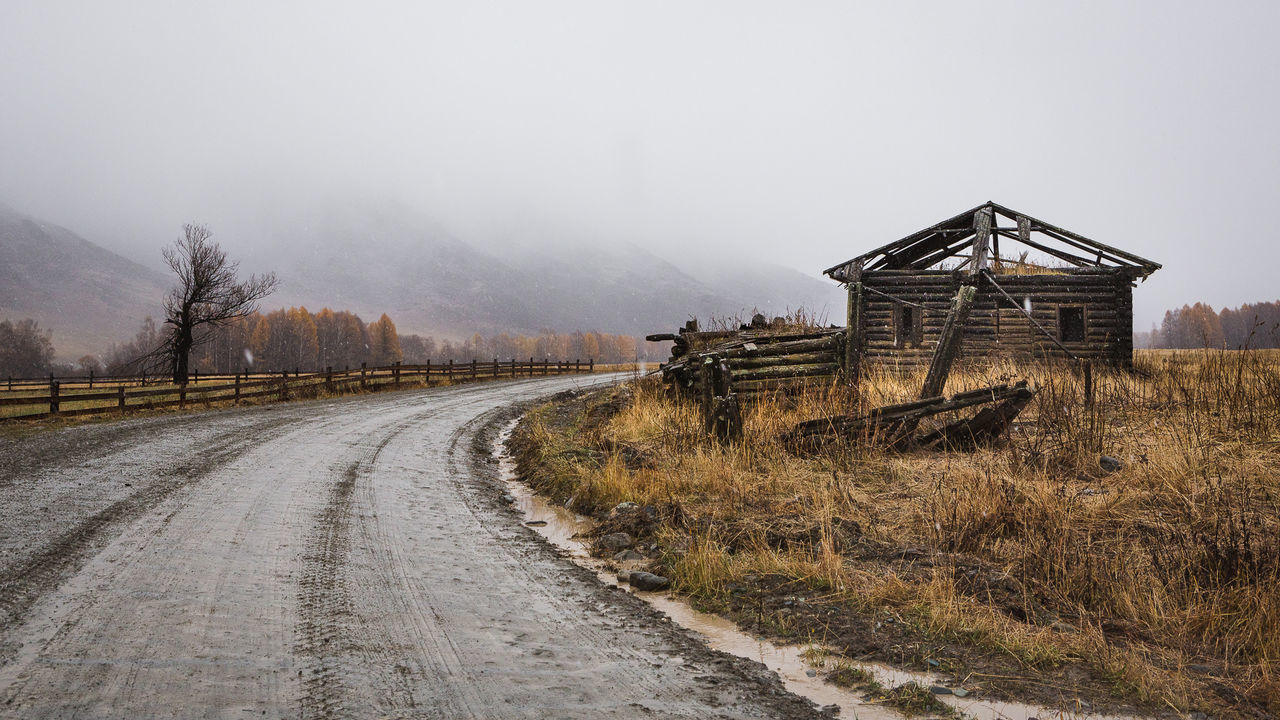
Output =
[
  {"x1": 529, "y1": 357, "x2": 534, "y2": 377},
  {"x1": 50, "y1": 380, "x2": 59, "y2": 415},
  {"x1": 589, "y1": 358, "x2": 594, "y2": 373},
  {"x1": 492, "y1": 357, "x2": 498, "y2": 378},
  {"x1": 179, "y1": 384, "x2": 186, "y2": 409},
  {"x1": 326, "y1": 366, "x2": 333, "y2": 392},
  {"x1": 192, "y1": 369, "x2": 198, "y2": 385},
  {"x1": 394, "y1": 361, "x2": 401, "y2": 387},
  {"x1": 471, "y1": 358, "x2": 477, "y2": 380},
  {"x1": 576, "y1": 358, "x2": 581, "y2": 373},
  {"x1": 118, "y1": 384, "x2": 125, "y2": 414},
  {"x1": 140, "y1": 370, "x2": 146, "y2": 387},
  {"x1": 426, "y1": 359, "x2": 432, "y2": 382},
  {"x1": 89, "y1": 369, "x2": 94, "y2": 389},
  {"x1": 360, "y1": 362, "x2": 367, "y2": 389},
  {"x1": 511, "y1": 358, "x2": 516, "y2": 378},
  {"x1": 448, "y1": 359, "x2": 454, "y2": 380},
  {"x1": 234, "y1": 374, "x2": 241, "y2": 404}
]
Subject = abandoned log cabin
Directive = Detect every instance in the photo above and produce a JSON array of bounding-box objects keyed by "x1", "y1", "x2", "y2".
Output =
[{"x1": 824, "y1": 202, "x2": 1160, "y2": 367}]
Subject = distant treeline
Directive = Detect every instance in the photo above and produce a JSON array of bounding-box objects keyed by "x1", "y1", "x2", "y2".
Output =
[
  {"x1": 1137, "y1": 301, "x2": 1280, "y2": 349},
  {"x1": 95, "y1": 307, "x2": 664, "y2": 376}
]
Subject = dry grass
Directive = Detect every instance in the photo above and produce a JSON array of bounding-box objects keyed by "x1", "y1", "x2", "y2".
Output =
[{"x1": 516, "y1": 348, "x2": 1280, "y2": 716}]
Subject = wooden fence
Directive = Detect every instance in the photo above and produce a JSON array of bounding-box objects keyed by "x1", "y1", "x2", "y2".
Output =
[{"x1": 0, "y1": 358, "x2": 594, "y2": 421}]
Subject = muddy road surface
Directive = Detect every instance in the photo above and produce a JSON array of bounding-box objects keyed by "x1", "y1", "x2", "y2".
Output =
[{"x1": 0, "y1": 376, "x2": 822, "y2": 719}]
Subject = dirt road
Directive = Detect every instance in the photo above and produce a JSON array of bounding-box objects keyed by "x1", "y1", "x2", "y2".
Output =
[{"x1": 0, "y1": 376, "x2": 821, "y2": 719}]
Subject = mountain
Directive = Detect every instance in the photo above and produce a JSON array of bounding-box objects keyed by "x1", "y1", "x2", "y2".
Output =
[
  {"x1": 0, "y1": 203, "x2": 168, "y2": 360},
  {"x1": 246, "y1": 203, "x2": 845, "y2": 339},
  {"x1": 1, "y1": 200, "x2": 846, "y2": 360}
]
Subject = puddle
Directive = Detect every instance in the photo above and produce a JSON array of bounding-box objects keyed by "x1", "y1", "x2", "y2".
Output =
[{"x1": 494, "y1": 420, "x2": 1134, "y2": 720}]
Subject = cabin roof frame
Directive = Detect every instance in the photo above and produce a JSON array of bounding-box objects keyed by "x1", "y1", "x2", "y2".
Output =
[{"x1": 823, "y1": 201, "x2": 1161, "y2": 283}]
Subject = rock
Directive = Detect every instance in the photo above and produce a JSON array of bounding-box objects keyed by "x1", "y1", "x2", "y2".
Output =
[
  {"x1": 617, "y1": 570, "x2": 633, "y2": 583},
  {"x1": 611, "y1": 501, "x2": 639, "y2": 516},
  {"x1": 1099, "y1": 455, "x2": 1124, "y2": 473},
  {"x1": 613, "y1": 549, "x2": 644, "y2": 562},
  {"x1": 929, "y1": 686, "x2": 952, "y2": 695},
  {"x1": 525, "y1": 520, "x2": 548, "y2": 527},
  {"x1": 1189, "y1": 712, "x2": 1208, "y2": 720},
  {"x1": 500, "y1": 493, "x2": 516, "y2": 504},
  {"x1": 628, "y1": 572, "x2": 671, "y2": 591},
  {"x1": 805, "y1": 669, "x2": 816, "y2": 677},
  {"x1": 819, "y1": 705, "x2": 840, "y2": 716},
  {"x1": 597, "y1": 532, "x2": 634, "y2": 551},
  {"x1": 952, "y1": 688, "x2": 970, "y2": 698}
]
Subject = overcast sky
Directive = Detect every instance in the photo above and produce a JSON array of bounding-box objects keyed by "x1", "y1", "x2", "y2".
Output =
[{"x1": 2, "y1": 1, "x2": 1277, "y2": 328}]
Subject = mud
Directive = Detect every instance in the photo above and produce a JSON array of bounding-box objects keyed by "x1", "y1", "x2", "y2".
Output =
[{"x1": 0, "y1": 374, "x2": 825, "y2": 718}]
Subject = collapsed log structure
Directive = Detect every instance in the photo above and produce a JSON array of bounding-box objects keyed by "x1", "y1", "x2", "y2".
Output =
[
  {"x1": 825, "y1": 201, "x2": 1161, "y2": 372},
  {"x1": 649, "y1": 317, "x2": 844, "y2": 399}
]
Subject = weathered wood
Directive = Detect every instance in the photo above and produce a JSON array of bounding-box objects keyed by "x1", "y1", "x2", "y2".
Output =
[
  {"x1": 980, "y1": 270, "x2": 1077, "y2": 359},
  {"x1": 727, "y1": 351, "x2": 835, "y2": 370},
  {"x1": 920, "y1": 284, "x2": 977, "y2": 398},
  {"x1": 969, "y1": 207, "x2": 992, "y2": 276},
  {"x1": 710, "y1": 394, "x2": 743, "y2": 442},
  {"x1": 729, "y1": 363, "x2": 841, "y2": 382}
]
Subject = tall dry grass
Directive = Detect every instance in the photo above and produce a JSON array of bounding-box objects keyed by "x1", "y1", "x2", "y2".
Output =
[{"x1": 518, "y1": 348, "x2": 1280, "y2": 714}]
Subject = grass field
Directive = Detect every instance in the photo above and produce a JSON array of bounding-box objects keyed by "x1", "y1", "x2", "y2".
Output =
[{"x1": 513, "y1": 348, "x2": 1280, "y2": 717}]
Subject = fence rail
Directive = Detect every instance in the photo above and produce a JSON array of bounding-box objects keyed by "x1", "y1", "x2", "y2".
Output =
[{"x1": 0, "y1": 358, "x2": 594, "y2": 420}]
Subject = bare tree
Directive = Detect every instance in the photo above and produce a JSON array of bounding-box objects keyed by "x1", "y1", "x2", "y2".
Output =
[{"x1": 162, "y1": 224, "x2": 278, "y2": 385}]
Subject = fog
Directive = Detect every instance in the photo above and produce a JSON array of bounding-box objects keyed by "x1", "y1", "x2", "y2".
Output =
[{"x1": 3, "y1": 1, "x2": 1278, "y2": 328}]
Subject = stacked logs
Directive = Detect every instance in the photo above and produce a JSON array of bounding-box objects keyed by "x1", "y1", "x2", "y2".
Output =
[{"x1": 649, "y1": 322, "x2": 845, "y2": 400}]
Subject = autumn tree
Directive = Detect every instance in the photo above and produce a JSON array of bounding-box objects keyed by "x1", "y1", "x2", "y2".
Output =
[
  {"x1": 368, "y1": 314, "x2": 403, "y2": 366},
  {"x1": 162, "y1": 224, "x2": 278, "y2": 384}
]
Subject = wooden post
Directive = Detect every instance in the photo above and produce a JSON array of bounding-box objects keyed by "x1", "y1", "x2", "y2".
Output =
[
  {"x1": 234, "y1": 374, "x2": 241, "y2": 404},
  {"x1": 576, "y1": 358, "x2": 581, "y2": 373},
  {"x1": 179, "y1": 385, "x2": 186, "y2": 409},
  {"x1": 511, "y1": 359, "x2": 517, "y2": 378},
  {"x1": 470, "y1": 359, "x2": 477, "y2": 380},
  {"x1": 699, "y1": 356, "x2": 714, "y2": 431},
  {"x1": 192, "y1": 370, "x2": 198, "y2": 385},
  {"x1": 589, "y1": 359, "x2": 594, "y2": 373},
  {"x1": 360, "y1": 362, "x2": 367, "y2": 389},
  {"x1": 395, "y1": 361, "x2": 402, "y2": 387},
  {"x1": 448, "y1": 359, "x2": 454, "y2": 380},
  {"x1": 1083, "y1": 360, "x2": 1094, "y2": 407},
  {"x1": 920, "y1": 284, "x2": 978, "y2": 399},
  {"x1": 50, "y1": 380, "x2": 59, "y2": 415},
  {"x1": 88, "y1": 369, "x2": 94, "y2": 389},
  {"x1": 117, "y1": 384, "x2": 126, "y2": 414},
  {"x1": 326, "y1": 366, "x2": 333, "y2": 392}
]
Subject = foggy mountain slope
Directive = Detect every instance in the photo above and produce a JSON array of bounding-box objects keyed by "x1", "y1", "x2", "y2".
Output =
[
  {"x1": 0, "y1": 202, "x2": 167, "y2": 360},
  {"x1": 251, "y1": 205, "x2": 846, "y2": 339}
]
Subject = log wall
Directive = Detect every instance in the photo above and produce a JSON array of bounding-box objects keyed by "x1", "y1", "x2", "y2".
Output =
[{"x1": 857, "y1": 268, "x2": 1136, "y2": 366}]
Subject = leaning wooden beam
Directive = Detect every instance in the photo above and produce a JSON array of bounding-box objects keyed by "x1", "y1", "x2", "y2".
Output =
[
  {"x1": 980, "y1": 270, "x2": 1078, "y2": 359},
  {"x1": 919, "y1": 284, "x2": 978, "y2": 399}
]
